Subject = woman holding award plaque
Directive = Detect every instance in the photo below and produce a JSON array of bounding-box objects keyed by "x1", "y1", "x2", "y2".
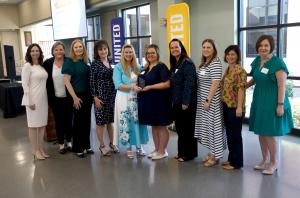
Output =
[
  {"x1": 137, "y1": 44, "x2": 171, "y2": 160},
  {"x1": 112, "y1": 44, "x2": 148, "y2": 159}
]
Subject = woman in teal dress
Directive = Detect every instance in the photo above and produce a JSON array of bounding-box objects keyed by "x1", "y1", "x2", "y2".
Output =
[
  {"x1": 112, "y1": 44, "x2": 149, "y2": 159},
  {"x1": 247, "y1": 35, "x2": 294, "y2": 175}
]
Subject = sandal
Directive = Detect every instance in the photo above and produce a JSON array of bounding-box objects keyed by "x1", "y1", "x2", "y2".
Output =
[
  {"x1": 109, "y1": 143, "x2": 119, "y2": 153},
  {"x1": 202, "y1": 153, "x2": 213, "y2": 163},
  {"x1": 127, "y1": 150, "x2": 134, "y2": 159},
  {"x1": 223, "y1": 164, "x2": 235, "y2": 170},
  {"x1": 99, "y1": 145, "x2": 111, "y2": 156},
  {"x1": 204, "y1": 158, "x2": 219, "y2": 167},
  {"x1": 136, "y1": 147, "x2": 146, "y2": 157}
]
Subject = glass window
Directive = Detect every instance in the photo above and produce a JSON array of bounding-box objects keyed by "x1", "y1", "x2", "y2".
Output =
[
  {"x1": 84, "y1": 15, "x2": 101, "y2": 62},
  {"x1": 123, "y1": 4, "x2": 151, "y2": 64},
  {"x1": 239, "y1": 0, "x2": 300, "y2": 130},
  {"x1": 240, "y1": 0, "x2": 278, "y2": 27},
  {"x1": 94, "y1": 16, "x2": 101, "y2": 40},
  {"x1": 280, "y1": 27, "x2": 300, "y2": 77},
  {"x1": 124, "y1": 8, "x2": 137, "y2": 37},
  {"x1": 139, "y1": 5, "x2": 151, "y2": 36},
  {"x1": 281, "y1": 0, "x2": 300, "y2": 24},
  {"x1": 87, "y1": 18, "x2": 94, "y2": 40}
]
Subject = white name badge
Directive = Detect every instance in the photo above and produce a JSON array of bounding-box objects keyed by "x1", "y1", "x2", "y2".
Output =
[
  {"x1": 175, "y1": 69, "x2": 178, "y2": 73},
  {"x1": 200, "y1": 70, "x2": 206, "y2": 75},
  {"x1": 261, "y1": 68, "x2": 269, "y2": 74},
  {"x1": 140, "y1": 71, "x2": 145, "y2": 75}
]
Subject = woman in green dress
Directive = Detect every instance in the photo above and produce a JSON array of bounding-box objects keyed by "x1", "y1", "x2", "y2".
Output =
[{"x1": 247, "y1": 35, "x2": 294, "y2": 175}]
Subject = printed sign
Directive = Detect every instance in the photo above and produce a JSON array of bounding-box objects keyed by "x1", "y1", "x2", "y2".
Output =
[
  {"x1": 166, "y1": 3, "x2": 190, "y2": 56},
  {"x1": 111, "y1": 17, "x2": 125, "y2": 64}
]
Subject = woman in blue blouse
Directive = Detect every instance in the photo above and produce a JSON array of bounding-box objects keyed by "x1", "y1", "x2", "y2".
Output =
[
  {"x1": 112, "y1": 44, "x2": 149, "y2": 159},
  {"x1": 62, "y1": 39, "x2": 93, "y2": 158}
]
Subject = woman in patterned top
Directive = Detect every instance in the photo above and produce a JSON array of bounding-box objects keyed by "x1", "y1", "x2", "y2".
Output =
[
  {"x1": 90, "y1": 40, "x2": 118, "y2": 156},
  {"x1": 194, "y1": 39, "x2": 225, "y2": 167},
  {"x1": 220, "y1": 45, "x2": 247, "y2": 170}
]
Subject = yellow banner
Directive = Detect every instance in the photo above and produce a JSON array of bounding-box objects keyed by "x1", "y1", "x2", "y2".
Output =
[{"x1": 166, "y1": 3, "x2": 190, "y2": 56}]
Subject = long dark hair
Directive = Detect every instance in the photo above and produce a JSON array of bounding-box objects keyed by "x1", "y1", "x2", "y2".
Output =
[
  {"x1": 25, "y1": 43, "x2": 44, "y2": 65},
  {"x1": 199, "y1": 39, "x2": 218, "y2": 68},
  {"x1": 169, "y1": 38, "x2": 189, "y2": 72}
]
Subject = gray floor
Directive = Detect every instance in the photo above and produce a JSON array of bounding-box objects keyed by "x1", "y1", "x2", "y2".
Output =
[{"x1": 1, "y1": 112, "x2": 300, "y2": 198}]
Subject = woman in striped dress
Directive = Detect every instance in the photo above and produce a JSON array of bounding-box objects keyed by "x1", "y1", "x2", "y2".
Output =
[{"x1": 194, "y1": 39, "x2": 226, "y2": 167}]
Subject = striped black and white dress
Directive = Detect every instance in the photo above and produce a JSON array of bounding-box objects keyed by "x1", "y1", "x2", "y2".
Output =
[{"x1": 194, "y1": 57, "x2": 226, "y2": 159}]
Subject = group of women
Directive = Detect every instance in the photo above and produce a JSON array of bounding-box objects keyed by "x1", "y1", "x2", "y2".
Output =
[{"x1": 21, "y1": 35, "x2": 293, "y2": 175}]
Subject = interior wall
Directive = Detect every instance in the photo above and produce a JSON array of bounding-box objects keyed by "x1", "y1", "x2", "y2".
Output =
[
  {"x1": 0, "y1": 31, "x2": 22, "y2": 76},
  {"x1": 185, "y1": 0, "x2": 235, "y2": 67},
  {"x1": 0, "y1": 5, "x2": 20, "y2": 77},
  {"x1": 0, "y1": 5, "x2": 19, "y2": 30},
  {"x1": 18, "y1": 0, "x2": 51, "y2": 27}
]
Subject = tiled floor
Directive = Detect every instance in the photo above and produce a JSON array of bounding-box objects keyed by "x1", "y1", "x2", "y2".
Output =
[{"x1": 1, "y1": 112, "x2": 300, "y2": 198}]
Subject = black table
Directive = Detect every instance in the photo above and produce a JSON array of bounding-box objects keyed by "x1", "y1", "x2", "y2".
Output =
[{"x1": 0, "y1": 82, "x2": 25, "y2": 118}]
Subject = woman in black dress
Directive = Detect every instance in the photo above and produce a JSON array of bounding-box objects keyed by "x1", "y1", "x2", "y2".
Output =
[
  {"x1": 90, "y1": 40, "x2": 118, "y2": 156},
  {"x1": 169, "y1": 38, "x2": 198, "y2": 162},
  {"x1": 137, "y1": 44, "x2": 171, "y2": 160}
]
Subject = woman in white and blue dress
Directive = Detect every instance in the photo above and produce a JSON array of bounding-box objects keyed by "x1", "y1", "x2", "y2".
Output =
[
  {"x1": 112, "y1": 44, "x2": 149, "y2": 159},
  {"x1": 194, "y1": 39, "x2": 226, "y2": 167}
]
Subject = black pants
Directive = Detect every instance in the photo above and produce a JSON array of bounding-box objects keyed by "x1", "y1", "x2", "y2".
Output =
[
  {"x1": 72, "y1": 92, "x2": 93, "y2": 153},
  {"x1": 223, "y1": 103, "x2": 244, "y2": 168},
  {"x1": 173, "y1": 104, "x2": 198, "y2": 160},
  {"x1": 51, "y1": 96, "x2": 73, "y2": 145}
]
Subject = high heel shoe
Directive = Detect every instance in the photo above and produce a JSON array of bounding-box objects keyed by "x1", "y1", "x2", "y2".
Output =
[
  {"x1": 99, "y1": 145, "x2": 111, "y2": 156},
  {"x1": 40, "y1": 150, "x2": 50, "y2": 158},
  {"x1": 262, "y1": 165, "x2": 277, "y2": 175},
  {"x1": 109, "y1": 143, "x2": 119, "y2": 153},
  {"x1": 33, "y1": 151, "x2": 46, "y2": 160},
  {"x1": 254, "y1": 161, "x2": 266, "y2": 170},
  {"x1": 136, "y1": 147, "x2": 146, "y2": 157}
]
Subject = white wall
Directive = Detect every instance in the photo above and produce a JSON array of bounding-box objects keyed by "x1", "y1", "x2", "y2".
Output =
[
  {"x1": 185, "y1": 0, "x2": 236, "y2": 67},
  {"x1": 18, "y1": 0, "x2": 51, "y2": 27},
  {"x1": 0, "y1": 31, "x2": 22, "y2": 76},
  {"x1": 0, "y1": 5, "x2": 19, "y2": 30}
]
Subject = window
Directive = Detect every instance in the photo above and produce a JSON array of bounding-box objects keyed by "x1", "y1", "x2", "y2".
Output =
[
  {"x1": 239, "y1": 0, "x2": 300, "y2": 130},
  {"x1": 122, "y1": 4, "x2": 152, "y2": 64},
  {"x1": 84, "y1": 15, "x2": 101, "y2": 63}
]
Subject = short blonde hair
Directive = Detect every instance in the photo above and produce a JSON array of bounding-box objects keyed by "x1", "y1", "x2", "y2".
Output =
[
  {"x1": 120, "y1": 44, "x2": 139, "y2": 77},
  {"x1": 70, "y1": 39, "x2": 88, "y2": 64}
]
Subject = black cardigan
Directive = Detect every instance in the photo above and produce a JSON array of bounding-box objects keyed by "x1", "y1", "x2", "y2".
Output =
[
  {"x1": 171, "y1": 58, "x2": 197, "y2": 106},
  {"x1": 42, "y1": 57, "x2": 70, "y2": 107}
]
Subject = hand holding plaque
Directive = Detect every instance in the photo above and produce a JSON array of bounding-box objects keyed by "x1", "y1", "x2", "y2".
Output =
[{"x1": 137, "y1": 77, "x2": 146, "y2": 89}]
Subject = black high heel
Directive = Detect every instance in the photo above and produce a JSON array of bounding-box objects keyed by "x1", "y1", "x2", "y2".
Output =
[{"x1": 109, "y1": 143, "x2": 119, "y2": 153}]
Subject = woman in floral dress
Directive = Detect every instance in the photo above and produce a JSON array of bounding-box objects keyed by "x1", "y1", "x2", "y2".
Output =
[{"x1": 112, "y1": 44, "x2": 148, "y2": 159}]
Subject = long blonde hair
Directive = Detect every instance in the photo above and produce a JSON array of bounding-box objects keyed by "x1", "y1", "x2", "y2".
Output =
[
  {"x1": 70, "y1": 39, "x2": 88, "y2": 64},
  {"x1": 120, "y1": 44, "x2": 139, "y2": 77}
]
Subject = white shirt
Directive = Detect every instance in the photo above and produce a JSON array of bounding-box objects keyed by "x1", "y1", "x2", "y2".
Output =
[{"x1": 52, "y1": 63, "x2": 66, "y2": 97}]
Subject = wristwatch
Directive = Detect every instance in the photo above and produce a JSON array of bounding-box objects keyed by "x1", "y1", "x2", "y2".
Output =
[{"x1": 278, "y1": 102, "x2": 284, "y2": 106}]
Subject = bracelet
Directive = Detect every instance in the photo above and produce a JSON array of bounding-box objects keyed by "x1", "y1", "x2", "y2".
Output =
[{"x1": 278, "y1": 102, "x2": 284, "y2": 106}]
